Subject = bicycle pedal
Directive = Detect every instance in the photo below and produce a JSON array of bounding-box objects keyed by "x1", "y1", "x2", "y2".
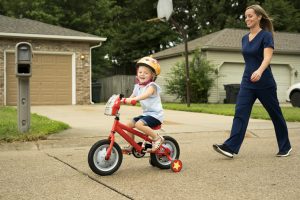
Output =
[
  {"x1": 122, "y1": 150, "x2": 131, "y2": 155},
  {"x1": 145, "y1": 143, "x2": 152, "y2": 149}
]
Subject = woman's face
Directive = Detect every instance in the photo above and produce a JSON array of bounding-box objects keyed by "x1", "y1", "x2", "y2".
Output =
[
  {"x1": 245, "y1": 8, "x2": 261, "y2": 29},
  {"x1": 137, "y1": 66, "x2": 153, "y2": 84}
]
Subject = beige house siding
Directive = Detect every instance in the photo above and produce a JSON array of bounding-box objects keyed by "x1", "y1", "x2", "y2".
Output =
[
  {"x1": 0, "y1": 38, "x2": 91, "y2": 105},
  {"x1": 157, "y1": 55, "x2": 194, "y2": 102}
]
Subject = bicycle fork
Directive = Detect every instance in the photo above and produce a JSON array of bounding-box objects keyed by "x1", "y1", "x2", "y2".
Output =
[{"x1": 105, "y1": 132, "x2": 115, "y2": 160}]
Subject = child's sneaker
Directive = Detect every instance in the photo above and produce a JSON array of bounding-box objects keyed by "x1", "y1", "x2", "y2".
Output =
[
  {"x1": 151, "y1": 135, "x2": 164, "y2": 152},
  {"x1": 122, "y1": 145, "x2": 133, "y2": 154}
]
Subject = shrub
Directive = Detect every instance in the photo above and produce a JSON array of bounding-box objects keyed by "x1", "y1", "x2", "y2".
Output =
[{"x1": 166, "y1": 50, "x2": 215, "y2": 103}]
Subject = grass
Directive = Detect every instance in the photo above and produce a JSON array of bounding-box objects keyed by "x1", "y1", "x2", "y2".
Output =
[
  {"x1": 0, "y1": 107, "x2": 70, "y2": 142},
  {"x1": 163, "y1": 103, "x2": 300, "y2": 122}
]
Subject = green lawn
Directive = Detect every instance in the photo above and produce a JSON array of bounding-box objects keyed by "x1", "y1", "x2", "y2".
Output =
[
  {"x1": 0, "y1": 107, "x2": 70, "y2": 142},
  {"x1": 163, "y1": 103, "x2": 300, "y2": 122}
]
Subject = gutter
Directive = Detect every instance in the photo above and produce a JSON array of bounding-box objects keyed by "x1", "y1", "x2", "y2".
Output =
[
  {"x1": 89, "y1": 42, "x2": 104, "y2": 104},
  {"x1": 0, "y1": 32, "x2": 107, "y2": 42}
]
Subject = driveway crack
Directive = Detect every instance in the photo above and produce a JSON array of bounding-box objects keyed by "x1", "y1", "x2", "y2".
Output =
[{"x1": 45, "y1": 152, "x2": 134, "y2": 200}]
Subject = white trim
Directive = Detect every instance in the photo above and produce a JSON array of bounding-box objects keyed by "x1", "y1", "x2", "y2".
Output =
[
  {"x1": 3, "y1": 51, "x2": 7, "y2": 105},
  {"x1": 0, "y1": 32, "x2": 106, "y2": 42},
  {"x1": 72, "y1": 53, "x2": 76, "y2": 105},
  {"x1": 89, "y1": 43, "x2": 103, "y2": 104}
]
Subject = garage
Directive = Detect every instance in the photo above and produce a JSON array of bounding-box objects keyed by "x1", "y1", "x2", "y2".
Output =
[
  {"x1": 6, "y1": 52, "x2": 72, "y2": 105},
  {"x1": 218, "y1": 63, "x2": 291, "y2": 103},
  {"x1": 0, "y1": 15, "x2": 106, "y2": 106}
]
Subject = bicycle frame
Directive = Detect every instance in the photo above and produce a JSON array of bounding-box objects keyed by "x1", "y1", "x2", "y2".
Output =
[
  {"x1": 105, "y1": 116, "x2": 173, "y2": 161},
  {"x1": 105, "y1": 116, "x2": 151, "y2": 160}
]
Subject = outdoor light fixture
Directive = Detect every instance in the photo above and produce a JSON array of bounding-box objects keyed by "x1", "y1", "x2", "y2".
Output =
[{"x1": 80, "y1": 54, "x2": 85, "y2": 60}]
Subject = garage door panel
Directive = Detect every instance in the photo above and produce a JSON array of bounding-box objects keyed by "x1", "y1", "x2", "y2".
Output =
[
  {"x1": 218, "y1": 63, "x2": 243, "y2": 102},
  {"x1": 6, "y1": 53, "x2": 72, "y2": 105},
  {"x1": 218, "y1": 63, "x2": 290, "y2": 103}
]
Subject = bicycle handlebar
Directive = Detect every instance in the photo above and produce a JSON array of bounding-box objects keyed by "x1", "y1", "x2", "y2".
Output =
[{"x1": 120, "y1": 97, "x2": 137, "y2": 106}]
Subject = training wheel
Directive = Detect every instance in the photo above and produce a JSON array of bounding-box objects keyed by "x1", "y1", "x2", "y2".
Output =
[{"x1": 171, "y1": 159, "x2": 182, "y2": 173}]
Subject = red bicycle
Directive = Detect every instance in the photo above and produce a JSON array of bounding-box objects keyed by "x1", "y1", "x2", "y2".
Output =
[{"x1": 88, "y1": 94, "x2": 182, "y2": 176}]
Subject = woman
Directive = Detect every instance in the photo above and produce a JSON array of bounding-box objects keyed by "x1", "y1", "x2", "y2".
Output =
[{"x1": 213, "y1": 5, "x2": 292, "y2": 158}]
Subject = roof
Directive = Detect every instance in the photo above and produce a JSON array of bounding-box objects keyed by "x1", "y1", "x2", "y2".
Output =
[
  {"x1": 152, "y1": 28, "x2": 300, "y2": 59},
  {"x1": 0, "y1": 15, "x2": 106, "y2": 43}
]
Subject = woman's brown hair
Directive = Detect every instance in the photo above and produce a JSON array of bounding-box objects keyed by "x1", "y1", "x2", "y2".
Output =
[{"x1": 246, "y1": 5, "x2": 274, "y2": 37}]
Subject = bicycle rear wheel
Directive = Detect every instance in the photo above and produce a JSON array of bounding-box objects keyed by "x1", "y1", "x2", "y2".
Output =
[{"x1": 150, "y1": 136, "x2": 180, "y2": 169}]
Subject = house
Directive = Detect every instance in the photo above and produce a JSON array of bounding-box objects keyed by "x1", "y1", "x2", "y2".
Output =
[
  {"x1": 152, "y1": 28, "x2": 300, "y2": 103},
  {"x1": 0, "y1": 15, "x2": 106, "y2": 105}
]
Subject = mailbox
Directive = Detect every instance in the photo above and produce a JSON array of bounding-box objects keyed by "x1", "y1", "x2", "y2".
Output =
[
  {"x1": 15, "y1": 42, "x2": 33, "y2": 133},
  {"x1": 15, "y1": 42, "x2": 32, "y2": 77}
]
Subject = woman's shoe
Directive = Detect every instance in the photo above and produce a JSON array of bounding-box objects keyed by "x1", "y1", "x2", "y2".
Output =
[
  {"x1": 276, "y1": 148, "x2": 292, "y2": 157},
  {"x1": 213, "y1": 144, "x2": 234, "y2": 158}
]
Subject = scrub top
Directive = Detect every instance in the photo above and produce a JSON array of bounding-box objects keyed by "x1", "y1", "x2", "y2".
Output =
[{"x1": 241, "y1": 30, "x2": 276, "y2": 89}]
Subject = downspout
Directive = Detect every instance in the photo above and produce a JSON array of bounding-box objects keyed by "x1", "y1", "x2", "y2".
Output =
[{"x1": 89, "y1": 42, "x2": 103, "y2": 104}]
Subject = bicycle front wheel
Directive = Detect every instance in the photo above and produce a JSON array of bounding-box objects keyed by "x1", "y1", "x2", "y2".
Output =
[{"x1": 88, "y1": 139, "x2": 123, "y2": 176}]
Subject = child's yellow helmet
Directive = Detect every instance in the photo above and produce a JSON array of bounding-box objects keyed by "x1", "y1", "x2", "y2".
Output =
[{"x1": 136, "y1": 56, "x2": 161, "y2": 76}]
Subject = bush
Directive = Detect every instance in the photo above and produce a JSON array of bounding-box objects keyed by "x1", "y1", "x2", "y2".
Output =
[{"x1": 165, "y1": 50, "x2": 215, "y2": 103}]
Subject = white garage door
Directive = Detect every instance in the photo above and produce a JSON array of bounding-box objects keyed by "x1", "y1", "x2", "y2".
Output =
[
  {"x1": 6, "y1": 53, "x2": 72, "y2": 105},
  {"x1": 218, "y1": 63, "x2": 290, "y2": 103}
]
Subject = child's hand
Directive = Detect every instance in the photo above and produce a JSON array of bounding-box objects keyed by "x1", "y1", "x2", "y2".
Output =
[{"x1": 124, "y1": 98, "x2": 137, "y2": 105}]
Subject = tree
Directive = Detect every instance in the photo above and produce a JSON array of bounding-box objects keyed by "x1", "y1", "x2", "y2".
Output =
[
  {"x1": 263, "y1": 0, "x2": 300, "y2": 32},
  {"x1": 1, "y1": 0, "x2": 298, "y2": 81},
  {"x1": 102, "y1": 0, "x2": 179, "y2": 76}
]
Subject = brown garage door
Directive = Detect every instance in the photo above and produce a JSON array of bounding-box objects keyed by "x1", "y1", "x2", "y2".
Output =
[{"x1": 6, "y1": 53, "x2": 72, "y2": 105}]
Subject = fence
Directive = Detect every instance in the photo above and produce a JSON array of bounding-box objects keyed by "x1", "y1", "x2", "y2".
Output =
[{"x1": 99, "y1": 75, "x2": 136, "y2": 102}]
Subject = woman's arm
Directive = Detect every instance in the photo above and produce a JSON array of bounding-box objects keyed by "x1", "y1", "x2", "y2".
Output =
[{"x1": 250, "y1": 47, "x2": 273, "y2": 82}]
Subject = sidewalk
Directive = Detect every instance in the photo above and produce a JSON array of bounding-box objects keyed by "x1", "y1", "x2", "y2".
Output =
[{"x1": 0, "y1": 105, "x2": 300, "y2": 200}]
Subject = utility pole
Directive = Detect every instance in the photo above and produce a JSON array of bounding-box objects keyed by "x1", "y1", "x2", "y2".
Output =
[
  {"x1": 169, "y1": 17, "x2": 191, "y2": 107},
  {"x1": 150, "y1": 0, "x2": 191, "y2": 107}
]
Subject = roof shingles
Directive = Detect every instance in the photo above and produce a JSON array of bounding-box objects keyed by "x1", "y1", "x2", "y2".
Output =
[
  {"x1": 152, "y1": 28, "x2": 300, "y2": 59},
  {"x1": 0, "y1": 15, "x2": 105, "y2": 42}
]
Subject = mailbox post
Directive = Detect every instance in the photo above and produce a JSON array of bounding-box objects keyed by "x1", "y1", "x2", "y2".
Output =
[{"x1": 15, "y1": 42, "x2": 33, "y2": 133}]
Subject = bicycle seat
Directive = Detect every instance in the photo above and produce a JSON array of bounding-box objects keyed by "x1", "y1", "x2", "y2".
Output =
[{"x1": 151, "y1": 125, "x2": 161, "y2": 130}]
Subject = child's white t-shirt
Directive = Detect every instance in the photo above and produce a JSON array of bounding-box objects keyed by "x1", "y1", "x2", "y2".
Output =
[{"x1": 132, "y1": 82, "x2": 164, "y2": 123}]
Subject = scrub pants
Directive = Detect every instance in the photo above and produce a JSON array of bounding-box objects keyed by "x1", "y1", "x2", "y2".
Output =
[{"x1": 224, "y1": 86, "x2": 291, "y2": 154}]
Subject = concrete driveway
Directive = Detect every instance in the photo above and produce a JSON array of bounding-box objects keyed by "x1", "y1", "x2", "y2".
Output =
[{"x1": 0, "y1": 105, "x2": 300, "y2": 200}]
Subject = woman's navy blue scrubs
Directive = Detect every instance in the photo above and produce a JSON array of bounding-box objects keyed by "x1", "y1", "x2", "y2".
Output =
[{"x1": 224, "y1": 30, "x2": 291, "y2": 154}]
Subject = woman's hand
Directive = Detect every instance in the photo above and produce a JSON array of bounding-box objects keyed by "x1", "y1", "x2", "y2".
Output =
[
  {"x1": 250, "y1": 69, "x2": 263, "y2": 82},
  {"x1": 251, "y1": 47, "x2": 273, "y2": 82}
]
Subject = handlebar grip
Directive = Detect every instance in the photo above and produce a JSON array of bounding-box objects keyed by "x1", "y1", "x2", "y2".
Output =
[
  {"x1": 121, "y1": 98, "x2": 126, "y2": 104},
  {"x1": 131, "y1": 100, "x2": 137, "y2": 106},
  {"x1": 120, "y1": 98, "x2": 136, "y2": 105}
]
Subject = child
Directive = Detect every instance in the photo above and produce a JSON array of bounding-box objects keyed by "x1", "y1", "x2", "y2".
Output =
[{"x1": 123, "y1": 56, "x2": 164, "y2": 152}]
